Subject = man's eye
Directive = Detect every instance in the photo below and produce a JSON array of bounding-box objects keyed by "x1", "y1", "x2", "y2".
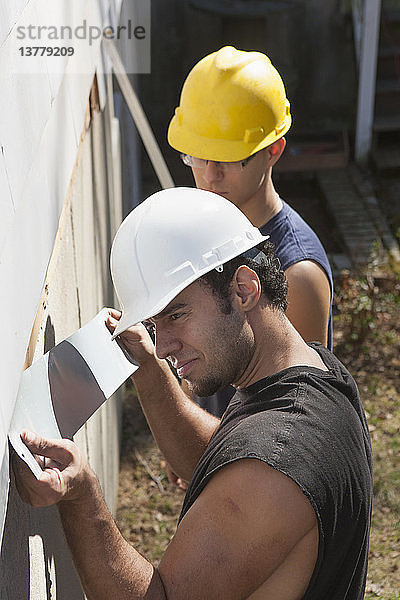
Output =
[{"x1": 170, "y1": 313, "x2": 183, "y2": 321}]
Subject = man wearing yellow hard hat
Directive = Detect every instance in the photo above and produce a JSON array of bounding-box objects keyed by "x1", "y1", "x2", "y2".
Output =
[{"x1": 168, "y1": 46, "x2": 334, "y2": 418}]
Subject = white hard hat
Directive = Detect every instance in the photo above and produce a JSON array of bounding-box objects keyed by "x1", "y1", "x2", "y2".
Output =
[{"x1": 110, "y1": 187, "x2": 267, "y2": 338}]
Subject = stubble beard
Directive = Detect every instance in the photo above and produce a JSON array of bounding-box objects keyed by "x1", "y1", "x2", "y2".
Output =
[{"x1": 187, "y1": 309, "x2": 255, "y2": 398}]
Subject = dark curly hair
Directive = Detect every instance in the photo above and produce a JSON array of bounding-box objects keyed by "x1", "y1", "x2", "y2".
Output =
[{"x1": 199, "y1": 240, "x2": 288, "y2": 314}]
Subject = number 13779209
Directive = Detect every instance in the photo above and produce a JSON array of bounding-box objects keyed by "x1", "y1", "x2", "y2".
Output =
[{"x1": 19, "y1": 47, "x2": 74, "y2": 57}]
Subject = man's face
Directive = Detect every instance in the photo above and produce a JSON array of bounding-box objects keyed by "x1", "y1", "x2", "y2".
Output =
[
  {"x1": 190, "y1": 149, "x2": 269, "y2": 212},
  {"x1": 145, "y1": 280, "x2": 255, "y2": 397}
]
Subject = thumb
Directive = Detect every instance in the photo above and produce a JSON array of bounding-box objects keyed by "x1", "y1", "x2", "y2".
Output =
[{"x1": 21, "y1": 431, "x2": 74, "y2": 465}]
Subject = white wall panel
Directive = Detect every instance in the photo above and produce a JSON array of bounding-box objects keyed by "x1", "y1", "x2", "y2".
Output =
[
  {"x1": 0, "y1": 0, "x2": 125, "y2": 555},
  {"x1": 39, "y1": 72, "x2": 79, "y2": 205},
  {"x1": 0, "y1": 151, "x2": 14, "y2": 255},
  {"x1": 0, "y1": 0, "x2": 116, "y2": 436},
  {"x1": 0, "y1": 0, "x2": 27, "y2": 47},
  {"x1": 0, "y1": 159, "x2": 64, "y2": 445},
  {"x1": 0, "y1": 76, "x2": 79, "y2": 397},
  {"x1": 65, "y1": 72, "x2": 93, "y2": 146},
  {"x1": 0, "y1": 0, "x2": 123, "y2": 213},
  {"x1": 0, "y1": 0, "x2": 54, "y2": 210},
  {"x1": 0, "y1": 72, "x2": 52, "y2": 212},
  {"x1": 1, "y1": 165, "x2": 52, "y2": 440},
  {"x1": 1, "y1": 96, "x2": 124, "y2": 597}
]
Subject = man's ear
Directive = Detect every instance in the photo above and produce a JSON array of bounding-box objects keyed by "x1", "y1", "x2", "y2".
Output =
[
  {"x1": 232, "y1": 266, "x2": 261, "y2": 311},
  {"x1": 267, "y1": 138, "x2": 286, "y2": 167}
]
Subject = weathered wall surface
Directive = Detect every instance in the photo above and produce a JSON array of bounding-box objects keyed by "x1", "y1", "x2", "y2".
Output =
[{"x1": 0, "y1": 93, "x2": 123, "y2": 598}]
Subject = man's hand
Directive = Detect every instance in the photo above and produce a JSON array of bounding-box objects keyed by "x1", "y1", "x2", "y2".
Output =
[
  {"x1": 14, "y1": 431, "x2": 166, "y2": 599},
  {"x1": 106, "y1": 308, "x2": 157, "y2": 366},
  {"x1": 12, "y1": 431, "x2": 90, "y2": 508}
]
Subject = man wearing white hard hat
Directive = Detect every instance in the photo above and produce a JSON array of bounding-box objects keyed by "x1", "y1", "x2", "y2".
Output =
[
  {"x1": 167, "y1": 46, "x2": 334, "y2": 420},
  {"x1": 14, "y1": 188, "x2": 372, "y2": 600}
]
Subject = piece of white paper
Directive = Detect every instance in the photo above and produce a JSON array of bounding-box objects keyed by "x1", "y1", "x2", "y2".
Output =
[{"x1": 9, "y1": 308, "x2": 137, "y2": 478}]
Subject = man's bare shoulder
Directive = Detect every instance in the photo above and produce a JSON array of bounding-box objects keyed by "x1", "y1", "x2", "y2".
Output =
[
  {"x1": 158, "y1": 458, "x2": 318, "y2": 599},
  {"x1": 285, "y1": 259, "x2": 331, "y2": 346},
  {"x1": 285, "y1": 259, "x2": 330, "y2": 288}
]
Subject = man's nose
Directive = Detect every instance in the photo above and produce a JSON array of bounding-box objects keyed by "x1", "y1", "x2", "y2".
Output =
[
  {"x1": 154, "y1": 327, "x2": 181, "y2": 361},
  {"x1": 202, "y1": 161, "x2": 224, "y2": 184}
]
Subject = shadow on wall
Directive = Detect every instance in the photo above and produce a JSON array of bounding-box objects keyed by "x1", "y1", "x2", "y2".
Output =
[{"x1": 44, "y1": 316, "x2": 56, "y2": 354}]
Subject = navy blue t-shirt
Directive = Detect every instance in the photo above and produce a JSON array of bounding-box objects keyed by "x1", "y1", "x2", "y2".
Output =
[{"x1": 196, "y1": 200, "x2": 334, "y2": 418}]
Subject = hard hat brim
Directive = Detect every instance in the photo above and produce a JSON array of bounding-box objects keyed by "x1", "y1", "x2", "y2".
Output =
[{"x1": 167, "y1": 114, "x2": 291, "y2": 162}]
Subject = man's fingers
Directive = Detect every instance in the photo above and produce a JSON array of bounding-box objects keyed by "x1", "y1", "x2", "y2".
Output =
[
  {"x1": 107, "y1": 308, "x2": 121, "y2": 322},
  {"x1": 20, "y1": 431, "x2": 75, "y2": 465},
  {"x1": 15, "y1": 465, "x2": 65, "y2": 507},
  {"x1": 106, "y1": 309, "x2": 122, "y2": 335},
  {"x1": 13, "y1": 434, "x2": 85, "y2": 507}
]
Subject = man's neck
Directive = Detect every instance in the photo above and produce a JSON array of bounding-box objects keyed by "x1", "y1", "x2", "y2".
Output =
[
  {"x1": 234, "y1": 311, "x2": 328, "y2": 389},
  {"x1": 244, "y1": 174, "x2": 282, "y2": 228}
]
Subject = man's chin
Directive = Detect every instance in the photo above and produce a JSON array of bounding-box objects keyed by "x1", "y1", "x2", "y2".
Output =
[{"x1": 187, "y1": 378, "x2": 225, "y2": 398}]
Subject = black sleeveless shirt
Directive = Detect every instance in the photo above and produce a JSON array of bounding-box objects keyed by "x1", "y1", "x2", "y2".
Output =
[{"x1": 179, "y1": 344, "x2": 373, "y2": 599}]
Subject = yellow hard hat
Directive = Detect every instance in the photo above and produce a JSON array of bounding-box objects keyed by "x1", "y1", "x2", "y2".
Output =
[{"x1": 167, "y1": 46, "x2": 292, "y2": 162}]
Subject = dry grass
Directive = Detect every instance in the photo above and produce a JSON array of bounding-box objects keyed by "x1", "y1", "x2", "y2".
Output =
[
  {"x1": 116, "y1": 391, "x2": 184, "y2": 565},
  {"x1": 333, "y1": 273, "x2": 400, "y2": 598}
]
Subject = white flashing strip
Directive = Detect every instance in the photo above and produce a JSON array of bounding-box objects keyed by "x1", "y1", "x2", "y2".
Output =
[
  {"x1": 9, "y1": 309, "x2": 137, "y2": 479},
  {"x1": 65, "y1": 308, "x2": 138, "y2": 398}
]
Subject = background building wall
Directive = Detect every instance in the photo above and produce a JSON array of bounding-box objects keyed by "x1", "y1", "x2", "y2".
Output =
[
  {"x1": 138, "y1": 0, "x2": 358, "y2": 186},
  {"x1": 0, "y1": 86, "x2": 124, "y2": 599},
  {"x1": 0, "y1": 1, "x2": 127, "y2": 597}
]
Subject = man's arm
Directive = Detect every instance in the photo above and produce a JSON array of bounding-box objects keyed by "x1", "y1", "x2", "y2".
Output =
[
  {"x1": 14, "y1": 433, "x2": 318, "y2": 600},
  {"x1": 13, "y1": 433, "x2": 165, "y2": 600},
  {"x1": 132, "y1": 353, "x2": 219, "y2": 482},
  {"x1": 285, "y1": 260, "x2": 331, "y2": 346},
  {"x1": 108, "y1": 311, "x2": 219, "y2": 482}
]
